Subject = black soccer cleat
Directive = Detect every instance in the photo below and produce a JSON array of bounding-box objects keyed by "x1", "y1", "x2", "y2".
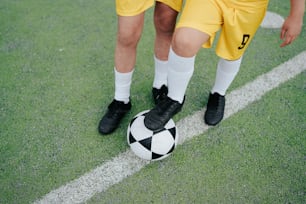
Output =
[
  {"x1": 204, "y1": 92, "x2": 225, "y2": 126},
  {"x1": 152, "y1": 85, "x2": 168, "y2": 105},
  {"x1": 98, "y1": 99, "x2": 131, "y2": 135},
  {"x1": 144, "y1": 96, "x2": 183, "y2": 131}
]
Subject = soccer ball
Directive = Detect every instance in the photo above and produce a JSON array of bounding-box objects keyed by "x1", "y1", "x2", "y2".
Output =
[{"x1": 127, "y1": 110, "x2": 178, "y2": 161}]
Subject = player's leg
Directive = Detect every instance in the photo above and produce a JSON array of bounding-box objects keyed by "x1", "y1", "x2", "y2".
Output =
[
  {"x1": 204, "y1": 57, "x2": 242, "y2": 125},
  {"x1": 144, "y1": 28, "x2": 209, "y2": 130},
  {"x1": 167, "y1": 27, "x2": 209, "y2": 102},
  {"x1": 204, "y1": 0, "x2": 268, "y2": 126},
  {"x1": 115, "y1": 14, "x2": 145, "y2": 74},
  {"x1": 154, "y1": 1, "x2": 180, "y2": 61},
  {"x1": 99, "y1": 14, "x2": 145, "y2": 135},
  {"x1": 99, "y1": 0, "x2": 153, "y2": 135},
  {"x1": 152, "y1": 0, "x2": 181, "y2": 104},
  {"x1": 144, "y1": 0, "x2": 217, "y2": 130}
]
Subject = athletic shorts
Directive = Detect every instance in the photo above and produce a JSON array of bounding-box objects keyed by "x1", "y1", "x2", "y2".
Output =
[
  {"x1": 116, "y1": 0, "x2": 183, "y2": 16},
  {"x1": 156, "y1": 0, "x2": 183, "y2": 12},
  {"x1": 176, "y1": 0, "x2": 269, "y2": 60}
]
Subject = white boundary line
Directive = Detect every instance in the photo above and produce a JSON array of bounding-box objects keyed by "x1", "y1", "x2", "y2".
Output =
[{"x1": 34, "y1": 51, "x2": 306, "y2": 204}]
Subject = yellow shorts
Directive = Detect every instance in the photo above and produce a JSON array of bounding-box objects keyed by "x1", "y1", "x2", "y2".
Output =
[
  {"x1": 176, "y1": 0, "x2": 269, "y2": 60},
  {"x1": 115, "y1": 0, "x2": 153, "y2": 16},
  {"x1": 116, "y1": 0, "x2": 183, "y2": 16},
  {"x1": 156, "y1": 0, "x2": 183, "y2": 12}
]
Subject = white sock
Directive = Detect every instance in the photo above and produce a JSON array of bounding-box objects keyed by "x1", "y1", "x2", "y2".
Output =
[
  {"x1": 153, "y1": 56, "x2": 168, "y2": 89},
  {"x1": 211, "y1": 57, "x2": 242, "y2": 96},
  {"x1": 114, "y1": 68, "x2": 133, "y2": 103},
  {"x1": 167, "y1": 47, "x2": 195, "y2": 103}
]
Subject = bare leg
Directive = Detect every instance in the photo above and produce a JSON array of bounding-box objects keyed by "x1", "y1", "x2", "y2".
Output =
[
  {"x1": 154, "y1": 2, "x2": 178, "y2": 60},
  {"x1": 115, "y1": 13, "x2": 145, "y2": 73},
  {"x1": 98, "y1": 13, "x2": 145, "y2": 135},
  {"x1": 151, "y1": 2, "x2": 179, "y2": 102},
  {"x1": 172, "y1": 27, "x2": 210, "y2": 57}
]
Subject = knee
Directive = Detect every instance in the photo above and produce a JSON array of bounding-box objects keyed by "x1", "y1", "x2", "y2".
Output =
[
  {"x1": 117, "y1": 28, "x2": 142, "y2": 48},
  {"x1": 154, "y1": 3, "x2": 178, "y2": 35},
  {"x1": 172, "y1": 28, "x2": 209, "y2": 57},
  {"x1": 172, "y1": 31, "x2": 195, "y2": 56},
  {"x1": 154, "y1": 15, "x2": 176, "y2": 35}
]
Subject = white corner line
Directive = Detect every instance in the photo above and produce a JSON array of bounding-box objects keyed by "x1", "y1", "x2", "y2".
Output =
[{"x1": 34, "y1": 51, "x2": 306, "y2": 204}]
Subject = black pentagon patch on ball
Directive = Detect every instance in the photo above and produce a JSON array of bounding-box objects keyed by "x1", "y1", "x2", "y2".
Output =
[
  {"x1": 139, "y1": 137, "x2": 152, "y2": 151},
  {"x1": 128, "y1": 132, "x2": 136, "y2": 144},
  {"x1": 167, "y1": 127, "x2": 176, "y2": 139},
  {"x1": 152, "y1": 152, "x2": 164, "y2": 160}
]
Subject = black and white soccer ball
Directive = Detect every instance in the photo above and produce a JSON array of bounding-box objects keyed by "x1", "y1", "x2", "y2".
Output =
[{"x1": 127, "y1": 110, "x2": 178, "y2": 161}]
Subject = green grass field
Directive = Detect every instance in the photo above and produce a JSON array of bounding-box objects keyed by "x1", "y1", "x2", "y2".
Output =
[{"x1": 1, "y1": 0, "x2": 305, "y2": 203}]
